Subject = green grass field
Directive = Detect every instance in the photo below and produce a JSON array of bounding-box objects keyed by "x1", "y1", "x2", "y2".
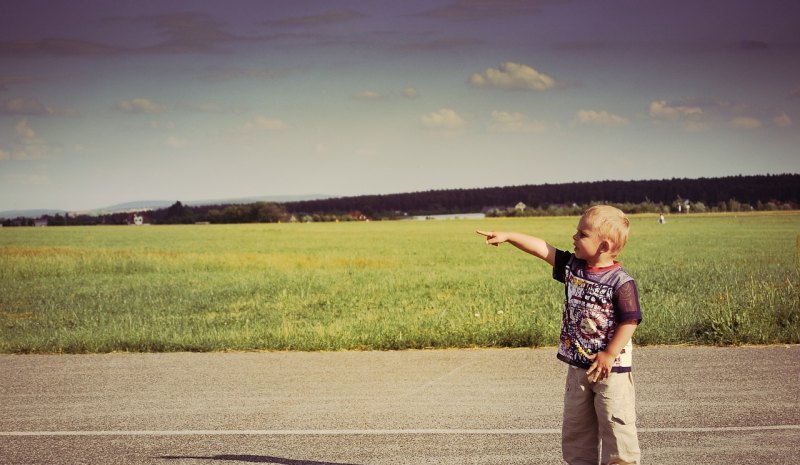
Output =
[{"x1": 1, "y1": 212, "x2": 798, "y2": 353}]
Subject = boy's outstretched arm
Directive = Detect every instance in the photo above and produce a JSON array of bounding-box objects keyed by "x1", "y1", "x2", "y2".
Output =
[{"x1": 476, "y1": 230, "x2": 557, "y2": 266}]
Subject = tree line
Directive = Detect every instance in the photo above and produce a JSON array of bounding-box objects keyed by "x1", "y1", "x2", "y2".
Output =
[
  {"x1": 283, "y1": 174, "x2": 798, "y2": 218},
  {"x1": 3, "y1": 174, "x2": 797, "y2": 226}
]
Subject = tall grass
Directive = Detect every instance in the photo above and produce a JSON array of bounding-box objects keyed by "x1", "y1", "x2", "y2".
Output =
[{"x1": 1, "y1": 213, "x2": 798, "y2": 353}]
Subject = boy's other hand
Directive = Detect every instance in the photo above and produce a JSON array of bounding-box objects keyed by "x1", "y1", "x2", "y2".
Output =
[
  {"x1": 586, "y1": 351, "x2": 614, "y2": 382},
  {"x1": 476, "y1": 230, "x2": 505, "y2": 246}
]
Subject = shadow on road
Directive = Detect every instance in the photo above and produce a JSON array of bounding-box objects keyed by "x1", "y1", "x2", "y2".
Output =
[{"x1": 160, "y1": 454, "x2": 363, "y2": 465}]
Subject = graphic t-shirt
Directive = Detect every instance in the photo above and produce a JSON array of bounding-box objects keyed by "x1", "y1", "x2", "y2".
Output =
[{"x1": 552, "y1": 249, "x2": 642, "y2": 372}]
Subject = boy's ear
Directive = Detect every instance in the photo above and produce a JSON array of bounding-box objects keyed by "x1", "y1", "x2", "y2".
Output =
[{"x1": 599, "y1": 240, "x2": 612, "y2": 254}]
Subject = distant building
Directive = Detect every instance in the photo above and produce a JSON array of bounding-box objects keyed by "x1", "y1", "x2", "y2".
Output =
[
  {"x1": 34, "y1": 219, "x2": 48, "y2": 227},
  {"x1": 349, "y1": 210, "x2": 368, "y2": 221}
]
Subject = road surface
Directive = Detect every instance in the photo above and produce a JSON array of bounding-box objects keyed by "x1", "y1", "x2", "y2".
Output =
[{"x1": 1, "y1": 346, "x2": 798, "y2": 464}]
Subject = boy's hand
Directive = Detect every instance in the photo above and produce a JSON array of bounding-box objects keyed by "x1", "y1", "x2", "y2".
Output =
[
  {"x1": 476, "y1": 230, "x2": 506, "y2": 246},
  {"x1": 586, "y1": 351, "x2": 615, "y2": 382}
]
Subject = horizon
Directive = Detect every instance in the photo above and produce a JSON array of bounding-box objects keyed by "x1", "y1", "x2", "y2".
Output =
[
  {"x1": 2, "y1": 1, "x2": 799, "y2": 212},
  {"x1": 2, "y1": 172, "x2": 796, "y2": 217}
]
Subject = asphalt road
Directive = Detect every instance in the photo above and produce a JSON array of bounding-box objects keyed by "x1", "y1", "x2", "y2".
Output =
[{"x1": 1, "y1": 346, "x2": 799, "y2": 465}]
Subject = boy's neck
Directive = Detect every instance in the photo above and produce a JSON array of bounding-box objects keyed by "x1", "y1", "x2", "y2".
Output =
[{"x1": 585, "y1": 256, "x2": 616, "y2": 268}]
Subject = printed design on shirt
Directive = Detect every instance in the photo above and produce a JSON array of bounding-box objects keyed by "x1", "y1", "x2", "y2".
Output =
[{"x1": 558, "y1": 268, "x2": 622, "y2": 367}]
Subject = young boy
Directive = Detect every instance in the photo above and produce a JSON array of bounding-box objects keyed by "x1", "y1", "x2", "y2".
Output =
[{"x1": 477, "y1": 205, "x2": 642, "y2": 465}]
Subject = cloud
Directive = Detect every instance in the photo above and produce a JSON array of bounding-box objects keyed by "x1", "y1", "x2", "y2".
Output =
[
  {"x1": 201, "y1": 67, "x2": 280, "y2": 83},
  {"x1": 648, "y1": 98, "x2": 792, "y2": 131},
  {"x1": 0, "y1": 38, "x2": 124, "y2": 57},
  {"x1": 402, "y1": 87, "x2": 419, "y2": 99},
  {"x1": 117, "y1": 98, "x2": 167, "y2": 114},
  {"x1": 15, "y1": 119, "x2": 37, "y2": 141},
  {"x1": 773, "y1": 112, "x2": 792, "y2": 128},
  {"x1": 268, "y1": 9, "x2": 367, "y2": 28},
  {"x1": 729, "y1": 116, "x2": 762, "y2": 129},
  {"x1": 1, "y1": 97, "x2": 77, "y2": 116},
  {"x1": 421, "y1": 108, "x2": 467, "y2": 131},
  {"x1": 574, "y1": 109, "x2": 630, "y2": 127},
  {"x1": 488, "y1": 111, "x2": 548, "y2": 133},
  {"x1": 0, "y1": 75, "x2": 38, "y2": 92},
  {"x1": 2, "y1": 97, "x2": 49, "y2": 115},
  {"x1": 244, "y1": 115, "x2": 289, "y2": 131},
  {"x1": 648, "y1": 99, "x2": 715, "y2": 132},
  {"x1": 1, "y1": 119, "x2": 50, "y2": 161},
  {"x1": 176, "y1": 102, "x2": 234, "y2": 113},
  {"x1": 141, "y1": 13, "x2": 238, "y2": 54},
  {"x1": 165, "y1": 136, "x2": 189, "y2": 148},
  {"x1": 418, "y1": 0, "x2": 560, "y2": 20},
  {"x1": 0, "y1": 12, "x2": 265, "y2": 58},
  {"x1": 649, "y1": 100, "x2": 703, "y2": 121},
  {"x1": 469, "y1": 62, "x2": 560, "y2": 91},
  {"x1": 150, "y1": 121, "x2": 176, "y2": 130},
  {"x1": 353, "y1": 90, "x2": 385, "y2": 100},
  {"x1": 314, "y1": 143, "x2": 329, "y2": 154},
  {"x1": 399, "y1": 37, "x2": 482, "y2": 52}
]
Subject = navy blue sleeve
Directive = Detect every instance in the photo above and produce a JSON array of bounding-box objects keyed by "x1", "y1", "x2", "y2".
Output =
[
  {"x1": 552, "y1": 249, "x2": 571, "y2": 283},
  {"x1": 613, "y1": 280, "x2": 642, "y2": 323}
]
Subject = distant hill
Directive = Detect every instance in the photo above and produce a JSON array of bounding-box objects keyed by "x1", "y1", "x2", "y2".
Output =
[
  {"x1": 0, "y1": 209, "x2": 67, "y2": 219},
  {"x1": 0, "y1": 194, "x2": 330, "y2": 219},
  {"x1": 100, "y1": 194, "x2": 330, "y2": 212}
]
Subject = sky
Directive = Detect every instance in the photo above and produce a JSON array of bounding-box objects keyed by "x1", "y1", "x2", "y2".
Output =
[{"x1": 1, "y1": 0, "x2": 799, "y2": 212}]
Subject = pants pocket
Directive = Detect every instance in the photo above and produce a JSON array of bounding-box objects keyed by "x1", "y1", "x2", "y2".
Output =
[{"x1": 600, "y1": 372, "x2": 637, "y2": 425}]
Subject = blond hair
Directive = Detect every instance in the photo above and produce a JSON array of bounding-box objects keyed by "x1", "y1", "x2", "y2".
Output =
[{"x1": 582, "y1": 205, "x2": 630, "y2": 256}]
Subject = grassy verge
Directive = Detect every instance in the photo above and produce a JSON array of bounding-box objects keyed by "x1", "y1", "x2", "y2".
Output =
[{"x1": 1, "y1": 213, "x2": 798, "y2": 353}]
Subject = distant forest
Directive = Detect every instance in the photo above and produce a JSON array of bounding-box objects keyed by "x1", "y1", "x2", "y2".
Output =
[
  {"x1": 5, "y1": 174, "x2": 798, "y2": 226},
  {"x1": 283, "y1": 174, "x2": 799, "y2": 218}
]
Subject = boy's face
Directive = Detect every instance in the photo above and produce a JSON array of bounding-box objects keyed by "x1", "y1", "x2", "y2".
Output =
[{"x1": 572, "y1": 215, "x2": 607, "y2": 262}]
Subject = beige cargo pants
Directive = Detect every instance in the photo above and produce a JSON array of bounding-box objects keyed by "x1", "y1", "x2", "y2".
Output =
[{"x1": 562, "y1": 366, "x2": 641, "y2": 465}]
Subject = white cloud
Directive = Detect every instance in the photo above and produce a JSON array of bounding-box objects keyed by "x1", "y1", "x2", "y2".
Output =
[
  {"x1": 647, "y1": 99, "x2": 790, "y2": 132},
  {"x1": 177, "y1": 102, "x2": 230, "y2": 113},
  {"x1": 1, "y1": 97, "x2": 77, "y2": 116},
  {"x1": 1, "y1": 119, "x2": 50, "y2": 160},
  {"x1": 117, "y1": 98, "x2": 167, "y2": 114},
  {"x1": 244, "y1": 115, "x2": 289, "y2": 131},
  {"x1": 402, "y1": 87, "x2": 419, "y2": 99},
  {"x1": 353, "y1": 90, "x2": 384, "y2": 100},
  {"x1": 773, "y1": 112, "x2": 792, "y2": 128},
  {"x1": 2, "y1": 97, "x2": 49, "y2": 115},
  {"x1": 574, "y1": 109, "x2": 630, "y2": 127},
  {"x1": 421, "y1": 108, "x2": 466, "y2": 131},
  {"x1": 730, "y1": 116, "x2": 762, "y2": 129},
  {"x1": 683, "y1": 121, "x2": 710, "y2": 133},
  {"x1": 649, "y1": 100, "x2": 703, "y2": 120},
  {"x1": 165, "y1": 136, "x2": 189, "y2": 148},
  {"x1": 150, "y1": 120, "x2": 176, "y2": 129},
  {"x1": 469, "y1": 62, "x2": 559, "y2": 91},
  {"x1": 202, "y1": 67, "x2": 279, "y2": 82},
  {"x1": 15, "y1": 118, "x2": 37, "y2": 140},
  {"x1": 489, "y1": 111, "x2": 547, "y2": 133}
]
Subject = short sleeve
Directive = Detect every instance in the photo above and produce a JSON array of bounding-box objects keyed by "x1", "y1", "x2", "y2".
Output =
[
  {"x1": 613, "y1": 279, "x2": 642, "y2": 323},
  {"x1": 552, "y1": 249, "x2": 571, "y2": 283}
]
